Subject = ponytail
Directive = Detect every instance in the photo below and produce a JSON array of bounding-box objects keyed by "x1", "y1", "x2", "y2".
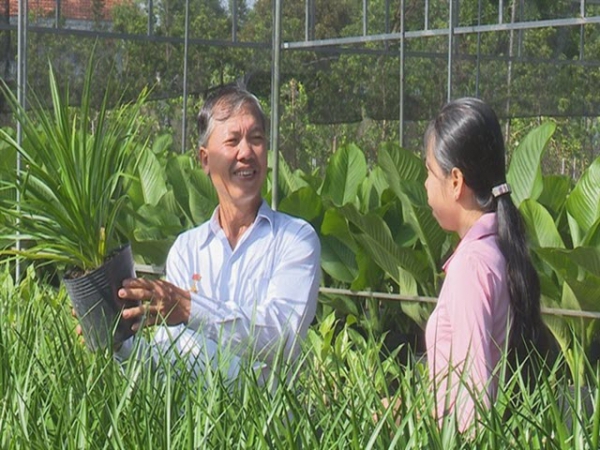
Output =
[{"x1": 495, "y1": 194, "x2": 547, "y2": 360}]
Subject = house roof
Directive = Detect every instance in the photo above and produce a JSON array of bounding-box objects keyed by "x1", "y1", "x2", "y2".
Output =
[{"x1": 1, "y1": 0, "x2": 125, "y2": 21}]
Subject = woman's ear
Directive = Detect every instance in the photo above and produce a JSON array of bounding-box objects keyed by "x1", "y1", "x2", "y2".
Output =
[
  {"x1": 199, "y1": 147, "x2": 209, "y2": 175},
  {"x1": 450, "y1": 167, "x2": 465, "y2": 200}
]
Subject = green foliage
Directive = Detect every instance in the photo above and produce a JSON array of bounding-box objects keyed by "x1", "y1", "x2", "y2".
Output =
[
  {"x1": 509, "y1": 124, "x2": 600, "y2": 381},
  {"x1": 0, "y1": 57, "x2": 149, "y2": 271},
  {"x1": 0, "y1": 269, "x2": 598, "y2": 448},
  {"x1": 273, "y1": 141, "x2": 445, "y2": 333},
  {"x1": 271, "y1": 122, "x2": 600, "y2": 379},
  {"x1": 507, "y1": 122, "x2": 556, "y2": 206},
  {"x1": 122, "y1": 135, "x2": 218, "y2": 265}
]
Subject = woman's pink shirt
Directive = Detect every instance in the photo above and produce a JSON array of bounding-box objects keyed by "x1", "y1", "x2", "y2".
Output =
[{"x1": 425, "y1": 212, "x2": 511, "y2": 431}]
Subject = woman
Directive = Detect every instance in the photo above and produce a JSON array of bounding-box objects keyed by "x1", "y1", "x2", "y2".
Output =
[{"x1": 423, "y1": 97, "x2": 550, "y2": 430}]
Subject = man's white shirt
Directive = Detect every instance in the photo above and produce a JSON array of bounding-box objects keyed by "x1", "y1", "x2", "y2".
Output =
[{"x1": 116, "y1": 200, "x2": 320, "y2": 382}]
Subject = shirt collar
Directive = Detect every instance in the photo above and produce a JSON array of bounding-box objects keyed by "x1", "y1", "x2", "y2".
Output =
[
  {"x1": 442, "y1": 212, "x2": 498, "y2": 271},
  {"x1": 201, "y1": 199, "x2": 274, "y2": 246}
]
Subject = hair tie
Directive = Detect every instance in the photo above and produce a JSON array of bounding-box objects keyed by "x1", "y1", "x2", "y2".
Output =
[{"x1": 491, "y1": 183, "x2": 511, "y2": 198}]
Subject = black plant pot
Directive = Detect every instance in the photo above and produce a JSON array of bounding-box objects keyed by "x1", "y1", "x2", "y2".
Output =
[{"x1": 63, "y1": 244, "x2": 139, "y2": 351}]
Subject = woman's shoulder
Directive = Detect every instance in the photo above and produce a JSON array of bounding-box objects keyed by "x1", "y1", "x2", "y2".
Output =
[{"x1": 449, "y1": 234, "x2": 505, "y2": 275}]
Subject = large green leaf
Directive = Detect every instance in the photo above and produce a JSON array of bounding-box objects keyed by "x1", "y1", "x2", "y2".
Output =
[
  {"x1": 151, "y1": 133, "x2": 173, "y2": 155},
  {"x1": 351, "y1": 249, "x2": 383, "y2": 291},
  {"x1": 535, "y1": 246, "x2": 600, "y2": 314},
  {"x1": 133, "y1": 147, "x2": 169, "y2": 206},
  {"x1": 506, "y1": 122, "x2": 555, "y2": 207},
  {"x1": 130, "y1": 201, "x2": 182, "y2": 264},
  {"x1": 400, "y1": 180, "x2": 446, "y2": 266},
  {"x1": 566, "y1": 274, "x2": 600, "y2": 312},
  {"x1": 268, "y1": 151, "x2": 308, "y2": 200},
  {"x1": 159, "y1": 152, "x2": 213, "y2": 227},
  {"x1": 537, "y1": 247, "x2": 600, "y2": 279},
  {"x1": 321, "y1": 208, "x2": 358, "y2": 252},
  {"x1": 320, "y1": 235, "x2": 358, "y2": 283},
  {"x1": 321, "y1": 144, "x2": 367, "y2": 207},
  {"x1": 539, "y1": 174, "x2": 571, "y2": 217},
  {"x1": 377, "y1": 142, "x2": 425, "y2": 183},
  {"x1": 583, "y1": 218, "x2": 600, "y2": 248},
  {"x1": 535, "y1": 247, "x2": 579, "y2": 283},
  {"x1": 165, "y1": 153, "x2": 196, "y2": 225},
  {"x1": 538, "y1": 270, "x2": 562, "y2": 302},
  {"x1": 397, "y1": 267, "x2": 431, "y2": 329},
  {"x1": 358, "y1": 166, "x2": 389, "y2": 213},
  {"x1": 377, "y1": 146, "x2": 446, "y2": 271},
  {"x1": 187, "y1": 169, "x2": 219, "y2": 225},
  {"x1": 519, "y1": 199, "x2": 565, "y2": 248},
  {"x1": 278, "y1": 186, "x2": 322, "y2": 222},
  {"x1": 566, "y1": 155, "x2": 600, "y2": 241},
  {"x1": 542, "y1": 295, "x2": 572, "y2": 360},
  {"x1": 338, "y1": 203, "x2": 430, "y2": 285}
]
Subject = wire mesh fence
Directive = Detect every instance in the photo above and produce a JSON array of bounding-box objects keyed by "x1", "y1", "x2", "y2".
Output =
[{"x1": 1, "y1": 0, "x2": 600, "y2": 171}]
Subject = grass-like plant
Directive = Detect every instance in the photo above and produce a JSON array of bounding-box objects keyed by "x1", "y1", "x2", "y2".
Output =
[
  {"x1": 1, "y1": 266, "x2": 597, "y2": 448},
  {"x1": 0, "y1": 57, "x2": 148, "y2": 272}
]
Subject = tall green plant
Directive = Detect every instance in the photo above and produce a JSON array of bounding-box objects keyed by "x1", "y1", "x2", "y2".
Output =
[
  {"x1": 0, "y1": 58, "x2": 149, "y2": 271},
  {"x1": 509, "y1": 122, "x2": 600, "y2": 380}
]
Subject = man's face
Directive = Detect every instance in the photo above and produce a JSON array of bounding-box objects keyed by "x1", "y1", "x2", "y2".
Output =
[{"x1": 199, "y1": 104, "x2": 267, "y2": 209}]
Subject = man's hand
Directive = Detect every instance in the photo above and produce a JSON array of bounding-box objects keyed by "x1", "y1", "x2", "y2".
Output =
[{"x1": 118, "y1": 278, "x2": 192, "y2": 332}]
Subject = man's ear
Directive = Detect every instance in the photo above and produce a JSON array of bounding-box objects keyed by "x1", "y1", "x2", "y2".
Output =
[
  {"x1": 450, "y1": 167, "x2": 465, "y2": 200},
  {"x1": 199, "y1": 147, "x2": 209, "y2": 175}
]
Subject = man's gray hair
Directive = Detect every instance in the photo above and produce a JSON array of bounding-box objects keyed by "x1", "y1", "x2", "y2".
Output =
[{"x1": 197, "y1": 85, "x2": 267, "y2": 148}]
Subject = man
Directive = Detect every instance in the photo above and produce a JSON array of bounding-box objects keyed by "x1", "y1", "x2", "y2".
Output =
[{"x1": 115, "y1": 85, "x2": 321, "y2": 382}]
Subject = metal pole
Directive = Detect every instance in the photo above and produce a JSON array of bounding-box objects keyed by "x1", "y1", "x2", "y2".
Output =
[
  {"x1": 399, "y1": 0, "x2": 405, "y2": 147},
  {"x1": 270, "y1": 0, "x2": 282, "y2": 210},
  {"x1": 307, "y1": 0, "x2": 315, "y2": 41},
  {"x1": 232, "y1": 0, "x2": 237, "y2": 42},
  {"x1": 363, "y1": 0, "x2": 368, "y2": 36},
  {"x1": 305, "y1": 0, "x2": 309, "y2": 41},
  {"x1": 181, "y1": 0, "x2": 189, "y2": 153},
  {"x1": 424, "y1": 0, "x2": 429, "y2": 30},
  {"x1": 447, "y1": 0, "x2": 454, "y2": 101},
  {"x1": 148, "y1": 0, "x2": 153, "y2": 35},
  {"x1": 580, "y1": 0, "x2": 586, "y2": 60},
  {"x1": 55, "y1": 0, "x2": 61, "y2": 28},
  {"x1": 16, "y1": 0, "x2": 27, "y2": 281}
]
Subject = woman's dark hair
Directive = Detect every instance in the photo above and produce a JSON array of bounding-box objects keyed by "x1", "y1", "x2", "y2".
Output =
[{"x1": 425, "y1": 97, "x2": 552, "y2": 366}]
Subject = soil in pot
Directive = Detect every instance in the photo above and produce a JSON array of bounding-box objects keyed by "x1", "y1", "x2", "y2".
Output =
[{"x1": 64, "y1": 244, "x2": 139, "y2": 351}]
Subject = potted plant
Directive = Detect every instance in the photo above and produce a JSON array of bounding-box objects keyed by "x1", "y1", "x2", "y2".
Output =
[{"x1": 0, "y1": 59, "x2": 149, "y2": 350}]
